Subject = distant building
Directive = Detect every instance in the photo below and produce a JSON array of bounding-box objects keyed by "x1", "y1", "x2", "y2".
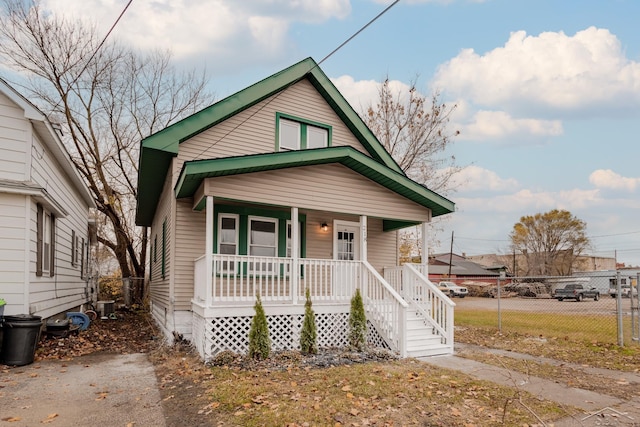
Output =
[
  {"x1": 467, "y1": 252, "x2": 616, "y2": 276},
  {"x1": 428, "y1": 253, "x2": 501, "y2": 282}
]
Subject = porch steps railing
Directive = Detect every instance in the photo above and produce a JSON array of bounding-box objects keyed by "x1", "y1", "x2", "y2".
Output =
[
  {"x1": 405, "y1": 310, "x2": 452, "y2": 358},
  {"x1": 384, "y1": 263, "x2": 455, "y2": 357}
]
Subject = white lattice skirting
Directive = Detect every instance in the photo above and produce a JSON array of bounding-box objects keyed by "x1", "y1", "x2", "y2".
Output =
[{"x1": 192, "y1": 311, "x2": 389, "y2": 362}]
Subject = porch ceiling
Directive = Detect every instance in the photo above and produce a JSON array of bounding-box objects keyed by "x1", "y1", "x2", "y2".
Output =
[{"x1": 175, "y1": 146, "x2": 455, "y2": 218}]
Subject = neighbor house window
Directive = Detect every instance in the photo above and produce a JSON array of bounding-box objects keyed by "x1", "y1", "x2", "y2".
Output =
[
  {"x1": 161, "y1": 219, "x2": 166, "y2": 279},
  {"x1": 277, "y1": 114, "x2": 330, "y2": 151},
  {"x1": 36, "y1": 203, "x2": 55, "y2": 277}
]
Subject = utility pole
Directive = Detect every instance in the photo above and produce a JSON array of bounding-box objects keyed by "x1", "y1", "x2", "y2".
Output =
[{"x1": 447, "y1": 231, "x2": 454, "y2": 278}]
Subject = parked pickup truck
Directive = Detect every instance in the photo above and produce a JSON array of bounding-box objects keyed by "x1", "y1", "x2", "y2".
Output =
[
  {"x1": 438, "y1": 281, "x2": 469, "y2": 298},
  {"x1": 553, "y1": 284, "x2": 600, "y2": 301}
]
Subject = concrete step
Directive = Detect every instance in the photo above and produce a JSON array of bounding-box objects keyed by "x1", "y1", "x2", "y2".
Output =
[{"x1": 407, "y1": 343, "x2": 452, "y2": 358}]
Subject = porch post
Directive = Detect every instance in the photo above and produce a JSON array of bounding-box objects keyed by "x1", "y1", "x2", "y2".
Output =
[
  {"x1": 421, "y1": 222, "x2": 429, "y2": 278},
  {"x1": 359, "y1": 215, "x2": 368, "y2": 261},
  {"x1": 205, "y1": 196, "x2": 214, "y2": 307},
  {"x1": 360, "y1": 216, "x2": 368, "y2": 298},
  {"x1": 291, "y1": 207, "x2": 299, "y2": 304}
]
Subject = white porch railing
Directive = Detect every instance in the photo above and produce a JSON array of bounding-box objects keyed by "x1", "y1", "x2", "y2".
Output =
[
  {"x1": 384, "y1": 264, "x2": 455, "y2": 347},
  {"x1": 194, "y1": 255, "x2": 362, "y2": 304},
  {"x1": 194, "y1": 255, "x2": 457, "y2": 357}
]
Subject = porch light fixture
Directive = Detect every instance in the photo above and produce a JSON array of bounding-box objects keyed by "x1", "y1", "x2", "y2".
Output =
[{"x1": 321, "y1": 222, "x2": 328, "y2": 231}]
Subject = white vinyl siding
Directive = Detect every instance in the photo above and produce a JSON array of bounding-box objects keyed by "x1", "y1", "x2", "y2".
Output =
[{"x1": 0, "y1": 91, "x2": 28, "y2": 182}]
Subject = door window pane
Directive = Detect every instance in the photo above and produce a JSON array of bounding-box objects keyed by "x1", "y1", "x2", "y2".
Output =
[{"x1": 337, "y1": 231, "x2": 355, "y2": 261}]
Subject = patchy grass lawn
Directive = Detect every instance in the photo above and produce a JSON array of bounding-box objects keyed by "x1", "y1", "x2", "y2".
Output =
[{"x1": 153, "y1": 348, "x2": 574, "y2": 427}]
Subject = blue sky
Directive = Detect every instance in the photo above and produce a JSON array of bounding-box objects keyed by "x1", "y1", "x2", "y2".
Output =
[{"x1": 33, "y1": 0, "x2": 640, "y2": 267}]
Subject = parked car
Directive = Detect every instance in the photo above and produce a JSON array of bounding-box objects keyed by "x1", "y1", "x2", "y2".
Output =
[
  {"x1": 608, "y1": 278, "x2": 638, "y2": 298},
  {"x1": 438, "y1": 281, "x2": 468, "y2": 298},
  {"x1": 553, "y1": 284, "x2": 600, "y2": 301}
]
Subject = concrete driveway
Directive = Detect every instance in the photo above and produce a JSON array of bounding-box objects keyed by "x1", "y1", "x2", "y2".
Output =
[{"x1": 1, "y1": 353, "x2": 166, "y2": 426}]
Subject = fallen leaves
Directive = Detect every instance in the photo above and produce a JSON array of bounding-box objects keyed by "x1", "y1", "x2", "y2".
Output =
[{"x1": 41, "y1": 413, "x2": 59, "y2": 424}]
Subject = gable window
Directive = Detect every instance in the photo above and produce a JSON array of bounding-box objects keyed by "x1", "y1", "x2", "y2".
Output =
[
  {"x1": 277, "y1": 114, "x2": 330, "y2": 151},
  {"x1": 36, "y1": 203, "x2": 55, "y2": 277}
]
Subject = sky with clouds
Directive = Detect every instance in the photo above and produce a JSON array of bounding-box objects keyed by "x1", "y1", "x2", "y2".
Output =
[{"x1": 35, "y1": 0, "x2": 640, "y2": 267}]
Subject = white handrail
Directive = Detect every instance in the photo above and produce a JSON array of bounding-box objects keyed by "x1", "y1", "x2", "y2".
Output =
[
  {"x1": 404, "y1": 264, "x2": 455, "y2": 346},
  {"x1": 362, "y1": 261, "x2": 408, "y2": 357}
]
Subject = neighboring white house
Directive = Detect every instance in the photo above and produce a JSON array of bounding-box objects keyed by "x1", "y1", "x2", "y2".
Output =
[{"x1": 0, "y1": 78, "x2": 97, "y2": 318}]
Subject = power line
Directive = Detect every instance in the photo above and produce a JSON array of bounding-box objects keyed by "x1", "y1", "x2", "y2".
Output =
[
  {"x1": 183, "y1": 0, "x2": 401, "y2": 157},
  {"x1": 53, "y1": 0, "x2": 134, "y2": 109}
]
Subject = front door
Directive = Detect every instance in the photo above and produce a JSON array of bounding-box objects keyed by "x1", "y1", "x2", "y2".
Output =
[{"x1": 333, "y1": 221, "x2": 360, "y2": 298}]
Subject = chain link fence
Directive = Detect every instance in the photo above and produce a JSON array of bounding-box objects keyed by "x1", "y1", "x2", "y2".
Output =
[{"x1": 434, "y1": 272, "x2": 640, "y2": 346}]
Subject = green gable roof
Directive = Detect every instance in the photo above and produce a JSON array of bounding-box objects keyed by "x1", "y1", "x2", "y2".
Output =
[
  {"x1": 135, "y1": 57, "x2": 447, "y2": 226},
  {"x1": 175, "y1": 147, "x2": 454, "y2": 220}
]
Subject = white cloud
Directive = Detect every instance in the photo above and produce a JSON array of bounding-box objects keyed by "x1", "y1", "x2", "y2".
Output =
[
  {"x1": 589, "y1": 169, "x2": 640, "y2": 192},
  {"x1": 449, "y1": 165, "x2": 519, "y2": 192},
  {"x1": 461, "y1": 110, "x2": 563, "y2": 141},
  {"x1": 40, "y1": 0, "x2": 351, "y2": 65},
  {"x1": 433, "y1": 27, "x2": 640, "y2": 116},
  {"x1": 331, "y1": 75, "x2": 413, "y2": 114}
]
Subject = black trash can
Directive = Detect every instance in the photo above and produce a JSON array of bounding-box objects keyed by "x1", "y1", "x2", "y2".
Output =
[{"x1": 1, "y1": 314, "x2": 43, "y2": 366}]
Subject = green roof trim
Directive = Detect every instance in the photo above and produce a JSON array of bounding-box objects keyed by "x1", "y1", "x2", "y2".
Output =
[
  {"x1": 383, "y1": 220, "x2": 421, "y2": 232},
  {"x1": 175, "y1": 146, "x2": 454, "y2": 218},
  {"x1": 136, "y1": 57, "x2": 428, "y2": 225}
]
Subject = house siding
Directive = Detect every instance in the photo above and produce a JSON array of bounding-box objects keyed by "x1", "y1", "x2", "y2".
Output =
[
  {"x1": 174, "y1": 198, "x2": 205, "y2": 310},
  {"x1": 0, "y1": 91, "x2": 28, "y2": 181},
  {"x1": 203, "y1": 164, "x2": 431, "y2": 222},
  {"x1": 0, "y1": 194, "x2": 28, "y2": 307},
  {"x1": 27, "y1": 130, "x2": 92, "y2": 318},
  {"x1": 149, "y1": 169, "x2": 173, "y2": 315},
  {"x1": 1, "y1": 86, "x2": 93, "y2": 318},
  {"x1": 175, "y1": 79, "x2": 370, "y2": 188}
]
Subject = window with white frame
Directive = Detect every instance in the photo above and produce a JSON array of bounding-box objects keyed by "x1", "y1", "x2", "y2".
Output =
[
  {"x1": 277, "y1": 115, "x2": 330, "y2": 151},
  {"x1": 279, "y1": 118, "x2": 301, "y2": 150},
  {"x1": 36, "y1": 203, "x2": 55, "y2": 277}
]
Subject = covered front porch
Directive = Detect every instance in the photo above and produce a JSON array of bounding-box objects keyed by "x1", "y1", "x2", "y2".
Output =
[{"x1": 190, "y1": 197, "x2": 455, "y2": 361}]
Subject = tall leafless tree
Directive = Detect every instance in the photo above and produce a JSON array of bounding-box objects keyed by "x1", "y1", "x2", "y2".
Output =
[
  {"x1": 0, "y1": 0, "x2": 213, "y2": 284},
  {"x1": 363, "y1": 78, "x2": 462, "y2": 259},
  {"x1": 363, "y1": 78, "x2": 461, "y2": 195}
]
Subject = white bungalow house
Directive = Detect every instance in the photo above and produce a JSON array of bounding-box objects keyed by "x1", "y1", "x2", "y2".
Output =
[
  {"x1": 0, "y1": 78, "x2": 96, "y2": 318},
  {"x1": 135, "y1": 58, "x2": 456, "y2": 361}
]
